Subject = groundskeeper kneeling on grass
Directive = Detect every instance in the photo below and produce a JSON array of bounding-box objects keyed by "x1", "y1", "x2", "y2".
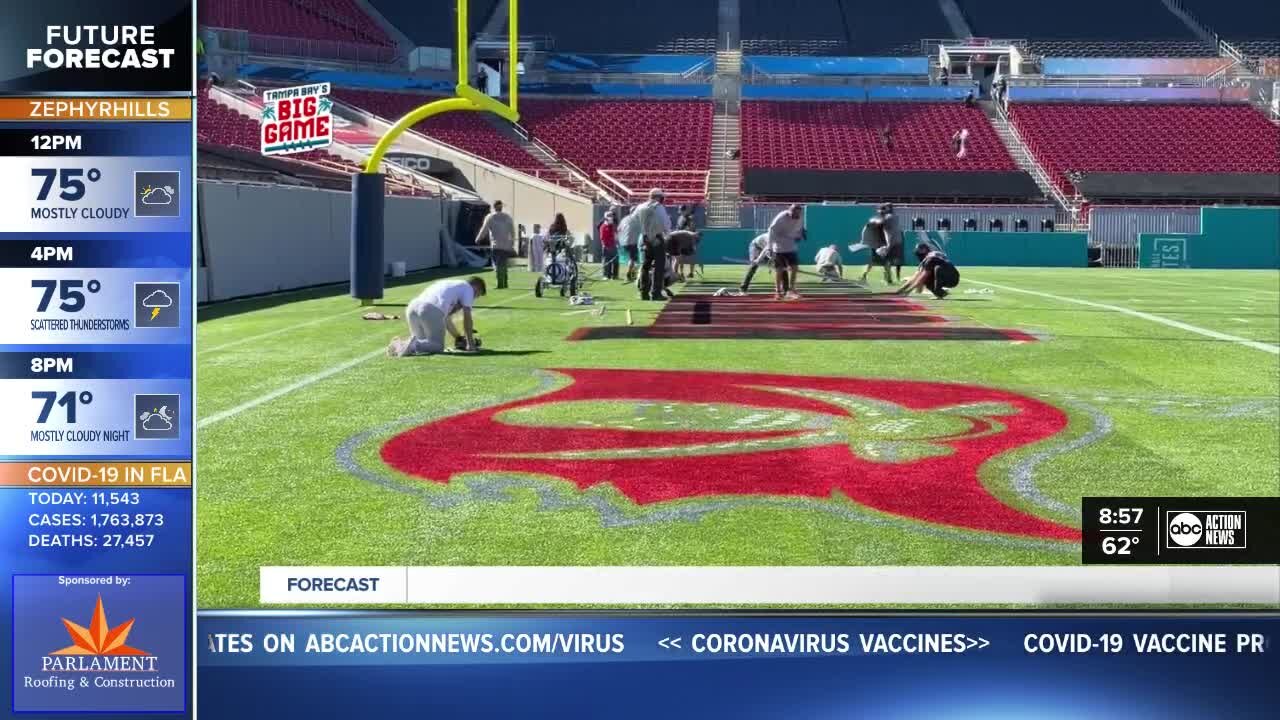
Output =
[
  {"x1": 896, "y1": 243, "x2": 960, "y2": 299},
  {"x1": 388, "y1": 276, "x2": 487, "y2": 357}
]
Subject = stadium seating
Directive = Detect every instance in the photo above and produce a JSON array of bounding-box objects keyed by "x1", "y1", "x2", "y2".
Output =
[
  {"x1": 741, "y1": 0, "x2": 951, "y2": 56},
  {"x1": 1008, "y1": 103, "x2": 1280, "y2": 196},
  {"x1": 741, "y1": 101, "x2": 1017, "y2": 173},
  {"x1": 515, "y1": 99, "x2": 713, "y2": 197},
  {"x1": 1022, "y1": 40, "x2": 1216, "y2": 58},
  {"x1": 1236, "y1": 41, "x2": 1280, "y2": 57},
  {"x1": 1175, "y1": 1, "x2": 1280, "y2": 47},
  {"x1": 518, "y1": 0, "x2": 716, "y2": 54},
  {"x1": 955, "y1": 0, "x2": 1211, "y2": 58},
  {"x1": 199, "y1": 0, "x2": 396, "y2": 62},
  {"x1": 329, "y1": 93, "x2": 713, "y2": 197}
]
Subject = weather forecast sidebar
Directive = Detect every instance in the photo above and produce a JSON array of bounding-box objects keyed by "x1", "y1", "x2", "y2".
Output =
[{"x1": 0, "y1": 1, "x2": 194, "y2": 717}]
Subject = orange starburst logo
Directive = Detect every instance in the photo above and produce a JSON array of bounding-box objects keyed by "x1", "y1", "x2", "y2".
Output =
[{"x1": 51, "y1": 595, "x2": 148, "y2": 656}]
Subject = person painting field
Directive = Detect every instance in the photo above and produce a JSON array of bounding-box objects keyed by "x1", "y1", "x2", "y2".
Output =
[
  {"x1": 666, "y1": 229, "x2": 700, "y2": 282},
  {"x1": 877, "y1": 203, "x2": 905, "y2": 284},
  {"x1": 856, "y1": 216, "x2": 893, "y2": 286},
  {"x1": 617, "y1": 206, "x2": 642, "y2": 283},
  {"x1": 769, "y1": 203, "x2": 805, "y2": 300},
  {"x1": 897, "y1": 243, "x2": 960, "y2": 299},
  {"x1": 855, "y1": 205, "x2": 903, "y2": 287},
  {"x1": 739, "y1": 232, "x2": 771, "y2": 293},
  {"x1": 388, "y1": 276, "x2": 487, "y2": 357},
  {"x1": 815, "y1": 244, "x2": 843, "y2": 281},
  {"x1": 636, "y1": 188, "x2": 672, "y2": 301}
]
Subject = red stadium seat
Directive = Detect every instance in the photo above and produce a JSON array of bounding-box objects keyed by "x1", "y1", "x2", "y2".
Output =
[
  {"x1": 741, "y1": 101, "x2": 1017, "y2": 175},
  {"x1": 332, "y1": 94, "x2": 715, "y2": 198},
  {"x1": 198, "y1": 0, "x2": 396, "y2": 63},
  {"x1": 1008, "y1": 103, "x2": 1280, "y2": 197},
  {"x1": 516, "y1": 98, "x2": 713, "y2": 197}
]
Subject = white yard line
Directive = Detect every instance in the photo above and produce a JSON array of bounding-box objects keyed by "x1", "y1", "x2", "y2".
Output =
[
  {"x1": 970, "y1": 280, "x2": 1280, "y2": 356},
  {"x1": 1137, "y1": 277, "x2": 1280, "y2": 295},
  {"x1": 197, "y1": 349, "x2": 384, "y2": 429},
  {"x1": 199, "y1": 309, "x2": 359, "y2": 355},
  {"x1": 198, "y1": 291, "x2": 536, "y2": 429}
]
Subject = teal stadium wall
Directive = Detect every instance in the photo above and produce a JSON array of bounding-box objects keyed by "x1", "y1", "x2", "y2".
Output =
[
  {"x1": 1139, "y1": 207, "x2": 1280, "y2": 269},
  {"x1": 913, "y1": 231, "x2": 1087, "y2": 267},
  {"x1": 699, "y1": 205, "x2": 1087, "y2": 268}
]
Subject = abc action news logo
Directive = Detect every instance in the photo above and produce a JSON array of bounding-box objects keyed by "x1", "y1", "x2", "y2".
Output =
[{"x1": 1166, "y1": 510, "x2": 1247, "y2": 550}]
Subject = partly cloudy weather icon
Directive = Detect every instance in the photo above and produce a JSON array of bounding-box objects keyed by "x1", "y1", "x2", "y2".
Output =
[
  {"x1": 142, "y1": 290, "x2": 174, "y2": 309},
  {"x1": 140, "y1": 186, "x2": 175, "y2": 205},
  {"x1": 139, "y1": 406, "x2": 174, "y2": 432}
]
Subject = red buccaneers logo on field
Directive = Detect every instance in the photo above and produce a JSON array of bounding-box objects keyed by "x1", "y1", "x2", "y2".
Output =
[{"x1": 381, "y1": 369, "x2": 1079, "y2": 541}]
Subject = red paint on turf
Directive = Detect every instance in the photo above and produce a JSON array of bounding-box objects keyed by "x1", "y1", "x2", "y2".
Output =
[
  {"x1": 572, "y1": 293, "x2": 1034, "y2": 342},
  {"x1": 381, "y1": 369, "x2": 1078, "y2": 541}
]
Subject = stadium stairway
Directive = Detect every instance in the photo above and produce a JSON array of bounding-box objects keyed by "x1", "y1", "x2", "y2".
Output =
[
  {"x1": 707, "y1": 107, "x2": 743, "y2": 227},
  {"x1": 481, "y1": 114, "x2": 609, "y2": 201},
  {"x1": 707, "y1": 48, "x2": 744, "y2": 228},
  {"x1": 982, "y1": 100, "x2": 1077, "y2": 218}
]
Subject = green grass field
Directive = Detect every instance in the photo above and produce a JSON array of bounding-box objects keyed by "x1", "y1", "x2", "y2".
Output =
[{"x1": 196, "y1": 265, "x2": 1279, "y2": 608}]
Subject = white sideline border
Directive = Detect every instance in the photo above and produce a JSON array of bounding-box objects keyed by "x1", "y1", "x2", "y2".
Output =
[
  {"x1": 198, "y1": 349, "x2": 384, "y2": 429},
  {"x1": 198, "y1": 290, "x2": 536, "y2": 429},
  {"x1": 970, "y1": 280, "x2": 1280, "y2": 355},
  {"x1": 199, "y1": 308, "x2": 358, "y2": 355},
  {"x1": 261, "y1": 566, "x2": 1280, "y2": 605}
]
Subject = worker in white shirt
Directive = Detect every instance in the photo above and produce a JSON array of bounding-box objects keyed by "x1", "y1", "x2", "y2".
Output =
[
  {"x1": 475, "y1": 200, "x2": 515, "y2": 289},
  {"x1": 635, "y1": 188, "x2": 672, "y2": 301},
  {"x1": 387, "y1": 276, "x2": 486, "y2": 357},
  {"x1": 617, "y1": 207, "x2": 643, "y2": 282},
  {"x1": 768, "y1": 203, "x2": 805, "y2": 300},
  {"x1": 815, "y1": 244, "x2": 843, "y2": 281}
]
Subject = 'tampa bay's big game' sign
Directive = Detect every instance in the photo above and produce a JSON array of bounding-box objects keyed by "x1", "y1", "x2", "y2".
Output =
[{"x1": 261, "y1": 83, "x2": 333, "y2": 156}]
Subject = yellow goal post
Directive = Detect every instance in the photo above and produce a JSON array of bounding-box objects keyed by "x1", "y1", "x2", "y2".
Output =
[{"x1": 363, "y1": 0, "x2": 520, "y2": 173}]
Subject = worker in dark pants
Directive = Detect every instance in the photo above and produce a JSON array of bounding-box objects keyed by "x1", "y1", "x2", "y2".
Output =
[
  {"x1": 739, "y1": 232, "x2": 770, "y2": 293},
  {"x1": 635, "y1": 188, "x2": 671, "y2": 301}
]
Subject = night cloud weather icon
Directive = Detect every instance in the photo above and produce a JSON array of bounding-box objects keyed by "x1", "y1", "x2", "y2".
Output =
[
  {"x1": 140, "y1": 186, "x2": 175, "y2": 205},
  {"x1": 139, "y1": 406, "x2": 174, "y2": 432},
  {"x1": 142, "y1": 290, "x2": 174, "y2": 309}
]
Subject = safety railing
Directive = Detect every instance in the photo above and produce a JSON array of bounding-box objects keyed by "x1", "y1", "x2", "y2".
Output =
[
  {"x1": 922, "y1": 37, "x2": 1030, "y2": 55},
  {"x1": 596, "y1": 170, "x2": 709, "y2": 203},
  {"x1": 993, "y1": 100, "x2": 1078, "y2": 219},
  {"x1": 508, "y1": 124, "x2": 620, "y2": 204},
  {"x1": 542, "y1": 70, "x2": 712, "y2": 85},
  {"x1": 684, "y1": 57, "x2": 715, "y2": 79}
]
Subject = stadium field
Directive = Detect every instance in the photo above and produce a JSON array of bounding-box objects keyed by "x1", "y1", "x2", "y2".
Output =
[{"x1": 196, "y1": 266, "x2": 1279, "y2": 608}]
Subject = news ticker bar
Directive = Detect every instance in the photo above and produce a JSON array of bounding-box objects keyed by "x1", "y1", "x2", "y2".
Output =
[
  {"x1": 199, "y1": 613, "x2": 1278, "y2": 667},
  {"x1": 260, "y1": 566, "x2": 1280, "y2": 605},
  {"x1": 195, "y1": 614, "x2": 1280, "y2": 719},
  {"x1": 1082, "y1": 497, "x2": 1280, "y2": 564}
]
